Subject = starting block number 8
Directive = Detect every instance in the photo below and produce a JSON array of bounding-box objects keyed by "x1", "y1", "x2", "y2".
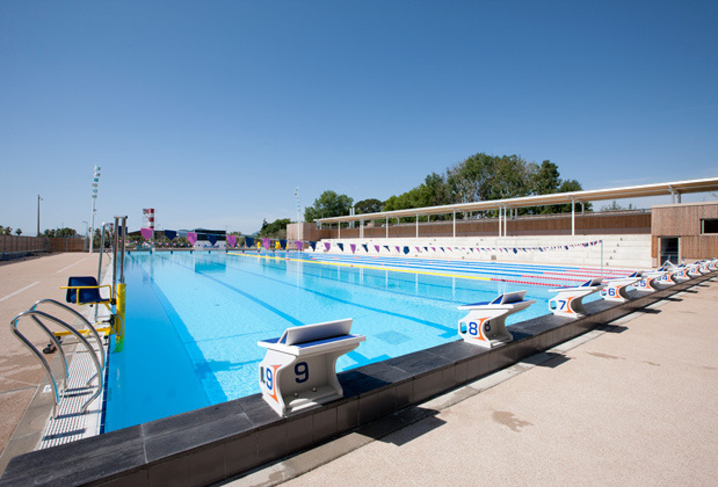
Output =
[{"x1": 465, "y1": 320, "x2": 490, "y2": 336}]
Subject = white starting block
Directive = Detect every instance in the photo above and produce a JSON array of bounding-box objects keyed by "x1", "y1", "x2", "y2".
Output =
[
  {"x1": 258, "y1": 319, "x2": 365, "y2": 416},
  {"x1": 688, "y1": 262, "x2": 703, "y2": 279},
  {"x1": 548, "y1": 278, "x2": 604, "y2": 318},
  {"x1": 672, "y1": 265, "x2": 691, "y2": 282},
  {"x1": 600, "y1": 272, "x2": 643, "y2": 302},
  {"x1": 634, "y1": 270, "x2": 667, "y2": 293},
  {"x1": 687, "y1": 263, "x2": 703, "y2": 278},
  {"x1": 657, "y1": 265, "x2": 681, "y2": 285},
  {"x1": 698, "y1": 260, "x2": 712, "y2": 274},
  {"x1": 457, "y1": 290, "x2": 535, "y2": 349},
  {"x1": 708, "y1": 259, "x2": 718, "y2": 271}
]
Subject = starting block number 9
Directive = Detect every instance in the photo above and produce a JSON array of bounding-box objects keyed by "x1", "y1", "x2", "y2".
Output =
[
  {"x1": 264, "y1": 361, "x2": 310, "y2": 390},
  {"x1": 265, "y1": 367, "x2": 274, "y2": 391},
  {"x1": 295, "y1": 361, "x2": 309, "y2": 383}
]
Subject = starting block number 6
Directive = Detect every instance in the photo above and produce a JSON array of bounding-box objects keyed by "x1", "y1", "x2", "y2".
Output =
[{"x1": 601, "y1": 288, "x2": 617, "y2": 298}]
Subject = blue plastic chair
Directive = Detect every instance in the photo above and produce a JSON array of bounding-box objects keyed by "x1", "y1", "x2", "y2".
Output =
[{"x1": 63, "y1": 276, "x2": 112, "y2": 308}]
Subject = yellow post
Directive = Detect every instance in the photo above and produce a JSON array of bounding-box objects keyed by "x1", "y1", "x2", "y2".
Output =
[{"x1": 114, "y1": 282, "x2": 126, "y2": 352}]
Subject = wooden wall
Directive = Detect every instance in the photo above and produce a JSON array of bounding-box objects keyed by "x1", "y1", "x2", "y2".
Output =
[
  {"x1": 318, "y1": 211, "x2": 651, "y2": 239},
  {"x1": 651, "y1": 202, "x2": 718, "y2": 260},
  {"x1": 286, "y1": 223, "x2": 332, "y2": 242},
  {"x1": 0, "y1": 236, "x2": 86, "y2": 259},
  {"x1": 49, "y1": 238, "x2": 86, "y2": 252}
]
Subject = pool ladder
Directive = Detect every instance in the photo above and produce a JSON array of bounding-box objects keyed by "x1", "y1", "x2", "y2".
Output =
[{"x1": 10, "y1": 299, "x2": 105, "y2": 418}]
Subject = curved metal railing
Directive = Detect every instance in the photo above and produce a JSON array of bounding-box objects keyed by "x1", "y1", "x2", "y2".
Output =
[{"x1": 10, "y1": 308, "x2": 105, "y2": 417}]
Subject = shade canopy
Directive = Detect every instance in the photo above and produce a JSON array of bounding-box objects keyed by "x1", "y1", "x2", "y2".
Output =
[{"x1": 317, "y1": 177, "x2": 718, "y2": 225}]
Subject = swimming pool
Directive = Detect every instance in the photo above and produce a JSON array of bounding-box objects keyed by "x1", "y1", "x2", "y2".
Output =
[{"x1": 104, "y1": 250, "x2": 611, "y2": 431}]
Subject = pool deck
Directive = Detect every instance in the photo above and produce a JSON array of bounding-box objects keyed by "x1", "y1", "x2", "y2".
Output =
[
  {"x1": 0, "y1": 253, "x2": 716, "y2": 485},
  {"x1": 232, "y1": 275, "x2": 718, "y2": 486},
  {"x1": 0, "y1": 253, "x2": 102, "y2": 475}
]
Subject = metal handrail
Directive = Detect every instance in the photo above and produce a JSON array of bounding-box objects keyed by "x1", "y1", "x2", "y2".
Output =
[
  {"x1": 10, "y1": 310, "x2": 104, "y2": 417},
  {"x1": 30, "y1": 299, "x2": 106, "y2": 375}
]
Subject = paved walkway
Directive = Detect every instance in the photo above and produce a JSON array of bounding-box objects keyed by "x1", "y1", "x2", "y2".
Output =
[
  {"x1": 0, "y1": 253, "x2": 102, "y2": 474},
  {"x1": 235, "y1": 276, "x2": 718, "y2": 486}
]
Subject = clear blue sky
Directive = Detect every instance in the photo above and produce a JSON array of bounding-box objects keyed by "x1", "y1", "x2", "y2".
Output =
[{"x1": 1, "y1": 0, "x2": 717, "y2": 235}]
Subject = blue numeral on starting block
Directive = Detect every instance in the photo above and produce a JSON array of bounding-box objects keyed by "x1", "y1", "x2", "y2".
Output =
[
  {"x1": 295, "y1": 361, "x2": 309, "y2": 383},
  {"x1": 468, "y1": 322, "x2": 479, "y2": 336},
  {"x1": 266, "y1": 367, "x2": 274, "y2": 391}
]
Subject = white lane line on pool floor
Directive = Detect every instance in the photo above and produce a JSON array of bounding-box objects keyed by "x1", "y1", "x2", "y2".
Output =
[
  {"x1": 0, "y1": 281, "x2": 40, "y2": 303},
  {"x1": 56, "y1": 257, "x2": 89, "y2": 274}
]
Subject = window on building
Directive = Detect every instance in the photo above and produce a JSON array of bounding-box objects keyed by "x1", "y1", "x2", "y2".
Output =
[{"x1": 702, "y1": 219, "x2": 718, "y2": 234}]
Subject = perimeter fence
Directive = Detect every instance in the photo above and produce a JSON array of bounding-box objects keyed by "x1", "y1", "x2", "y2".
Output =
[{"x1": 0, "y1": 235, "x2": 86, "y2": 261}]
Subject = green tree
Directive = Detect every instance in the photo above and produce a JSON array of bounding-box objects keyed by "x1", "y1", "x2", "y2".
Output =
[
  {"x1": 446, "y1": 153, "x2": 497, "y2": 204},
  {"x1": 354, "y1": 198, "x2": 384, "y2": 215},
  {"x1": 530, "y1": 160, "x2": 562, "y2": 214},
  {"x1": 532, "y1": 160, "x2": 561, "y2": 195},
  {"x1": 259, "y1": 218, "x2": 291, "y2": 238},
  {"x1": 1, "y1": 226, "x2": 12, "y2": 236},
  {"x1": 304, "y1": 190, "x2": 354, "y2": 223},
  {"x1": 422, "y1": 172, "x2": 452, "y2": 208},
  {"x1": 15, "y1": 228, "x2": 22, "y2": 236},
  {"x1": 43, "y1": 227, "x2": 78, "y2": 238}
]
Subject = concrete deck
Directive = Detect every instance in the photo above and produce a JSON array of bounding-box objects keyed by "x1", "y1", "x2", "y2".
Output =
[
  {"x1": 234, "y1": 276, "x2": 718, "y2": 486},
  {"x1": 0, "y1": 253, "x2": 102, "y2": 475}
]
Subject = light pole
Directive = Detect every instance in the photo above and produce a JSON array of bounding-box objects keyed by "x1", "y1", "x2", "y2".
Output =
[
  {"x1": 295, "y1": 187, "x2": 302, "y2": 241},
  {"x1": 89, "y1": 165, "x2": 101, "y2": 253},
  {"x1": 37, "y1": 195, "x2": 43, "y2": 236},
  {"x1": 83, "y1": 220, "x2": 89, "y2": 252}
]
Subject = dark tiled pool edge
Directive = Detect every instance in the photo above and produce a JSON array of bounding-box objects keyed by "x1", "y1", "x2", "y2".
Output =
[{"x1": 1, "y1": 273, "x2": 715, "y2": 487}]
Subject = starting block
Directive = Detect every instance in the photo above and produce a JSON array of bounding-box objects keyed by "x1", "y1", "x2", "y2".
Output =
[
  {"x1": 687, "y1": 263, "x2": 703, "y2": 278},
  {"x1": 672, "y1": 265, "x2": 691, "y2": 282},
  {"x1": 657, "y1": 267, "x2": 681, "y2": 285},
  {"x1": 548, "y1": 278, "x2": 604, "y2": 318},
  {"x1": 258, "y1": 319, "x2": 365, "y2": 416},
  {"x1": 601, "y1": 272, "x2": 642, "y2": 302},
  {"x1": 708, "y1": 259, "x2": 718, "y2": 271},
  {"x1": 634, "y1": 270, "x2": 667, "y2": 293},
  {"x1": 457, "y1": 290, "x2": 535, "y2": 348}
]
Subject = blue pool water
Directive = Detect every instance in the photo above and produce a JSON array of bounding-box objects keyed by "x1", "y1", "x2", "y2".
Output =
[{"x1": 104, "y1": 251, "x2": 589, "y2": 431}]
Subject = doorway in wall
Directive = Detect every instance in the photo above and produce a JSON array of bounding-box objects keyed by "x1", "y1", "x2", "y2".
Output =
[{"x1": 659, "y1": 237, "x2": 680, "y2": 265}]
